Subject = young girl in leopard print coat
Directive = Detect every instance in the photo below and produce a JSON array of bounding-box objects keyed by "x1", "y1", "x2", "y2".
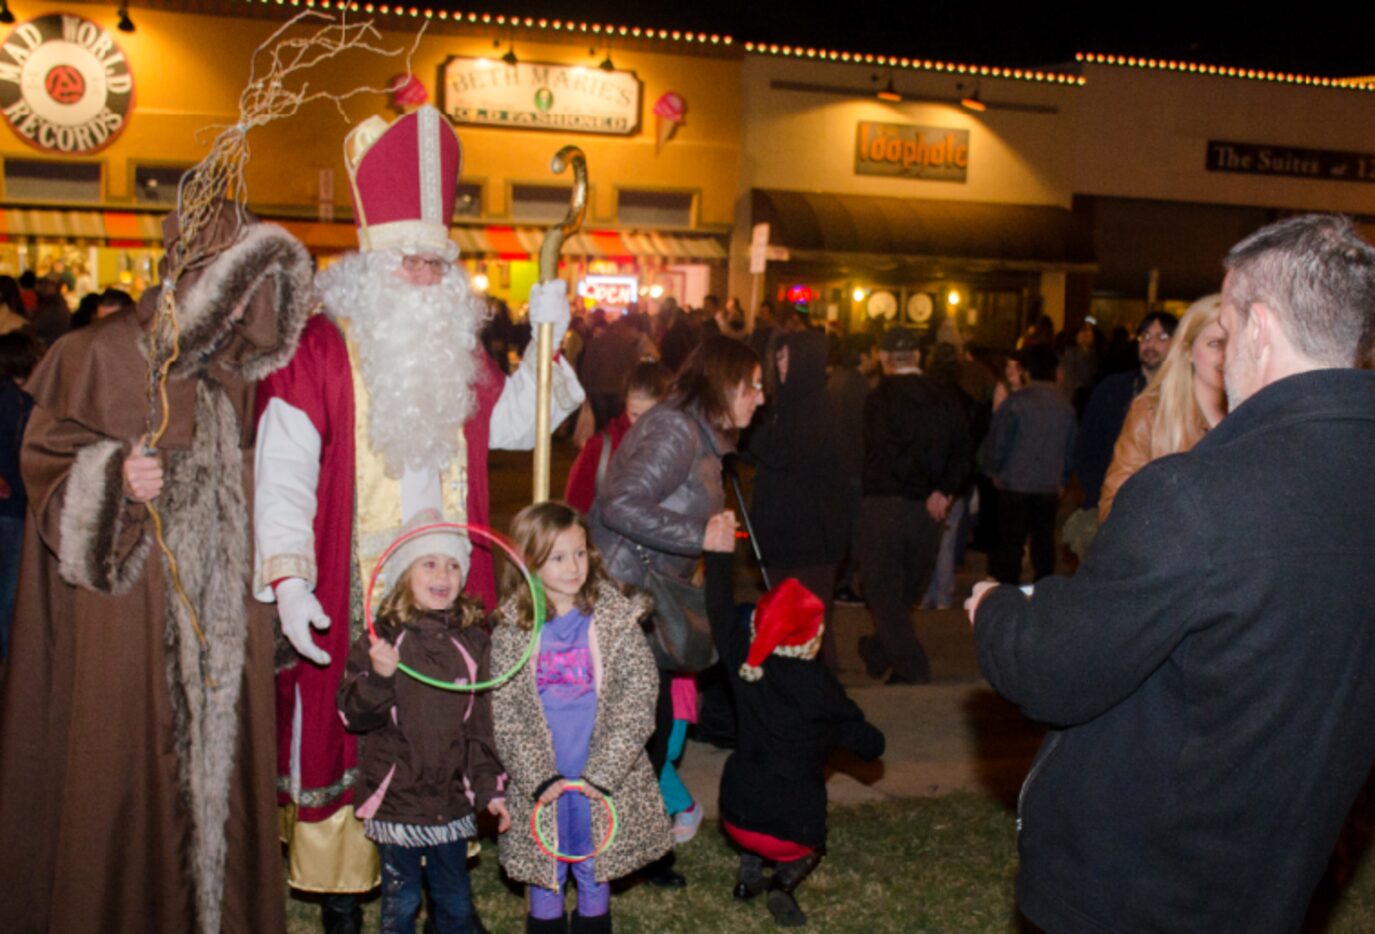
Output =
[{"x1": 492, "y1": 502, "x2": 671, "y2": 934}]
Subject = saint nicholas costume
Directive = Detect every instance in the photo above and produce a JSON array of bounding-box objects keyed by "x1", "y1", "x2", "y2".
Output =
[
  {"x1": 0, "y1": 206, "x2": 314, "y2": 933},
  {"x1": 253, "y1": 104, "x2": 583, "y2": 893}
]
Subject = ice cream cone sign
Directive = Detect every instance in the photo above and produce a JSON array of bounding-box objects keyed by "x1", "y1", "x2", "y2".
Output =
[{"x1": 653, "y1": 91, "x2": 686, "y2": 154}]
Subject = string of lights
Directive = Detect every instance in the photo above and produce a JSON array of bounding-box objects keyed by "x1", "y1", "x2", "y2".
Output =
[
  {"x1": 233, "y1": 0, "x2": 732, "y2": 45},
  {"x1": 744, "y1": 43, "x2": 1083, "y2": 86},
  {"x1": 217, "y1": 2, "x2": 1374, "y2": 90},
  {"x1": 1075, "y1": 52, "x2": 1375, "y2": 92}
]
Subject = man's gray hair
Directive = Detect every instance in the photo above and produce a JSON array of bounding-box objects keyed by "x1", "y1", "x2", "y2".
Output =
[{"x1": 1224, "y1": 213, "x2": 1375, "y2": 367}]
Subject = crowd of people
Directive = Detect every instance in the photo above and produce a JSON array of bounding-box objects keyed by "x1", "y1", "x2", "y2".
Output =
[
  {"x1": 0, "y1": 104, "x2": 877, "y2": 934},
  {"x1": 0, "y1": 101, "x2": 1372, "y2": 934}
]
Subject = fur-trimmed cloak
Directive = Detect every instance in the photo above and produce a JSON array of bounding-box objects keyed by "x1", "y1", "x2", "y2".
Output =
[{"x1": 0, "y1": 215, "x2": 313, "y2": 934}]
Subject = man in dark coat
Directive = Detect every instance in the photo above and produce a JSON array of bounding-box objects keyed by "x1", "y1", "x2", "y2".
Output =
[
  {"x1": 968, "y1": 213, "x2": 1375, "y2": 934},
  {"x1": 857, "y1": 327, "x2": 973, "y2": 685}
]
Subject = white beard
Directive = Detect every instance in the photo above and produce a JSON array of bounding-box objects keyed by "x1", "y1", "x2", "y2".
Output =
[{"x1": 317, "y1": 250, "x2": 488, "y2": 478}]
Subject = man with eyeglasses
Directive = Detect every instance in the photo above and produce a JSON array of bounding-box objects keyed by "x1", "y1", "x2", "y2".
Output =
[
  {"x1": 250, "y1": 105, "x2": 584, "y2": 931},
  {"x1": 1073, "y1": 310, "x2": 1178, "y2": 518}
]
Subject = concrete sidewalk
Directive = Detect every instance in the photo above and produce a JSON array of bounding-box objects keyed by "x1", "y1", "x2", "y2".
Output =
[{"x1": 677, "y1": 597, "x2": 1047, "y2": 822}]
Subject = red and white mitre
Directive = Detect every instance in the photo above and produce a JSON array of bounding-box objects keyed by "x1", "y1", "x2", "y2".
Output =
[{"x1": 344, "y1": 104, "x2": 461, "y2": 254}]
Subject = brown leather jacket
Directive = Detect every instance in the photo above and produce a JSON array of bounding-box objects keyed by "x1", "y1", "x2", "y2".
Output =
[{"x1": 1098, "y1": 394, "x2": 1208, "y2": 521}]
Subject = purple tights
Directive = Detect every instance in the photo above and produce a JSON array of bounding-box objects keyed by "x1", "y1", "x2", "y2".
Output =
[{"x1": 528, "y1": 791, "x2": 610, "y2": 920}]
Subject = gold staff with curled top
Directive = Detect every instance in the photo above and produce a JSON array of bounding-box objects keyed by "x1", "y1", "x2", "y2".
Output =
[{"x1": 533, "y1": 145, "x2": 588, "y2": 501}]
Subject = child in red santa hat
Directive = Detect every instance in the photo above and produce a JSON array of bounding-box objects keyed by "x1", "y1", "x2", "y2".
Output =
[{"x1": 702, "y1": 510, "x2": 885, "y2": 927}]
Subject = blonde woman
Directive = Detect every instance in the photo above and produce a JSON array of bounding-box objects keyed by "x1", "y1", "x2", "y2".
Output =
[{"x1": 1098, "y1": 295, "x2": 1227, "y2": 520}]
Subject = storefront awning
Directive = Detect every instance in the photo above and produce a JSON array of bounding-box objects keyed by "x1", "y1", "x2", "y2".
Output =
[
  {"x1": 0, "y1": 208, "x2": 729, "y2": 264},
  {"x1": 752, "y1": 188, "x2": 1095, "y2": 272},
  {"x1": 0, "y1": 208, "x2": 164, "y2": 244},
  {"x1": 454, "y1": 226, "x2": 728, "y2": 262},
  {"x1": 284, "y1": 221, "x2": 728, "y2": 262}
]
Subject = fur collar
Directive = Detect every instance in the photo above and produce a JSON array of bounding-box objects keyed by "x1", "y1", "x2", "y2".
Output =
[{"x1": 151, "y1": 223, "x2": 314, "y2": 381}]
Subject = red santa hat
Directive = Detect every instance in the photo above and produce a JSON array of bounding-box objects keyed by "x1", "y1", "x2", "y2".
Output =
[
  {"x1": 738, "y1": 578, "x2": 826, "y2": 682},
  {"x1": 344, "y1": 104, "x2": 461, "y2": 255}
]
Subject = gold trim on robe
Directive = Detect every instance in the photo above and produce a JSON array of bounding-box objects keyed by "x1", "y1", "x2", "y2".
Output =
[{"x1": 280, "y1": 803, "x2": 381, "y2": 893}]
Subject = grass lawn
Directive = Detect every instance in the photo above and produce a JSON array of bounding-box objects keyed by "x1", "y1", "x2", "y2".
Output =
[{"x1": 285, "y1": 793, "x2": 1375, "y2": 932}]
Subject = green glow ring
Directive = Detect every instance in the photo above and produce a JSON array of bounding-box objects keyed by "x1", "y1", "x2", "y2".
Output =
[
  {"x1": 364, "y1": 521, "x2": 544, "y2": 692},
  {"x1": 530, "y1": 780, "x2": 619, "y2": 863}
]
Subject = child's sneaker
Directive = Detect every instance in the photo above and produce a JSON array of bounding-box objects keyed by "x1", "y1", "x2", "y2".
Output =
[{"x1": 672, "y1": 802, "x2": 703, "y2": 844}]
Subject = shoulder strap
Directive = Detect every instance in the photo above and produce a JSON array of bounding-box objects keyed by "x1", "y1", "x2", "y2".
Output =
[{"x1": 594, "y1": 429, "x2": 613, "y2": 492}]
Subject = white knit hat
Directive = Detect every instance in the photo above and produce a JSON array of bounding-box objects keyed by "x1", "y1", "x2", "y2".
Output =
[{"x1": 380, "y1": 509, "x2": 471, "y2": 595}]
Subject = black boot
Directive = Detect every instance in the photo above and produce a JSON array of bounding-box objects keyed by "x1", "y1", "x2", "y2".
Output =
[
  {"x1": 766, "y1": 853, "x2": 822, "y2": 928},
  {"x1": 320, "y1": 892, "x2": 364, "y2": 934},
  {"x1": 641, "y1": 852, "x2": 686, "y2": 888},
  {"x1": 524, "y1": 914, "x2": 568, "y2": 934},
  {"x1": 733, "y1": 852, "x2": 767, "y2": 901},
  {"x1": 570, "y1": 911, "x2": 612, "y2": 933}
]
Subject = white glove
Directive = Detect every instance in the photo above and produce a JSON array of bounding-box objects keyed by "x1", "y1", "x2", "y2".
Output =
[
  {"x1": 275, "y1": 577, "x2": 331, "y2": 666},
  {"x1": 527, "y1": 280, "x2": 570, "y2": 350}
]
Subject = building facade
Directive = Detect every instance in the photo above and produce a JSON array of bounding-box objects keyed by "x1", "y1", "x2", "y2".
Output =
[
  {"x1": 5, "y1": 3, "x2": 1375, "y2": 347},
  {"x1": 0, "y1": 0, "x2": 741, "y2": 308}
]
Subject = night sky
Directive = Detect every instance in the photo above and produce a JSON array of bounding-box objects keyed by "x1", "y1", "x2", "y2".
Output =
[{"x1": 468, "y1": 1, "x2": 1375, "y2": 78}]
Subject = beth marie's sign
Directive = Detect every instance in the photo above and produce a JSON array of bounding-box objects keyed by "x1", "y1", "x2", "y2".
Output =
[
  {"x1": 443, "y1": 57, "x2": 641, "y2": 135},
  {"x1": 855, "y1": 122, "x2": 969, "y2": 182},
  {"x1": 0, "y1": 13, "x2": 133, "y2": 155},
  {"x1": 1207, "y1": 139, "x2": 1375, "y2": 184}
]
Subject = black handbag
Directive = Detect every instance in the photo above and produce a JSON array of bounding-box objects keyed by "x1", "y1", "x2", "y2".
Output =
[{"x1": 636, "y1": 548, "x2": 717, "y2": 672}]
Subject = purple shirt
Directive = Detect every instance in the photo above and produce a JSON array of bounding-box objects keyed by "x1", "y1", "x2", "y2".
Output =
[{"x1": 537, "y1": 609, "x2": 597, "y2": 778}]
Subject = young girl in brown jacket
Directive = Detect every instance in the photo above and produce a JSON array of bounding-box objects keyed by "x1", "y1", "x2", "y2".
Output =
[{"x1": 338, "y1": 511, "x2": 511, "y2": 933}]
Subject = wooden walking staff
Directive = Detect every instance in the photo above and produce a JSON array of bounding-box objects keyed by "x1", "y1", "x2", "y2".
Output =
[{"x1": 532, "y1": 145, "x2": 588, "y2": 501}]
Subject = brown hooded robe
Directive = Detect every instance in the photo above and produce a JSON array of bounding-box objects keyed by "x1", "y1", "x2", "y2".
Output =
[{"x1": 0, "y1": 210, "x2": 313, "y2": 934}]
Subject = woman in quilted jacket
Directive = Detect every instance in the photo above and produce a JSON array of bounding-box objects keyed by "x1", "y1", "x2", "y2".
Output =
[{"x1": 585, "y1": 335, "x2": 764, "y2": 884}]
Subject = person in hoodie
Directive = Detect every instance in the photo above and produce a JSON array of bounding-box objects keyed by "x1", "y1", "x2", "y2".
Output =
[
  {"x1": 745, "y1": 328, "x2": 850, "y2": 673},
  {"x1": 855, "y1": 328, "x2": 973, "y2": 685}
]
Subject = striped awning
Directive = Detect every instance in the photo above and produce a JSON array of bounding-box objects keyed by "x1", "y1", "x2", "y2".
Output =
[
  {"x1": 0, "y1": 208, "x2": 164, "y2": 242},
  {"x1": 450, "y1": 226, "x2": 727, "y2": 262},
  {"x1": 0, "y1": 208, "x2": 730, "y2": 262}
]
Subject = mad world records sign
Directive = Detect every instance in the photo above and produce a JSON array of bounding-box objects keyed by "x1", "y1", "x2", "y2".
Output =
[{"x1": 0, "y1": 13, "x2": 134, "y2": 155}]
